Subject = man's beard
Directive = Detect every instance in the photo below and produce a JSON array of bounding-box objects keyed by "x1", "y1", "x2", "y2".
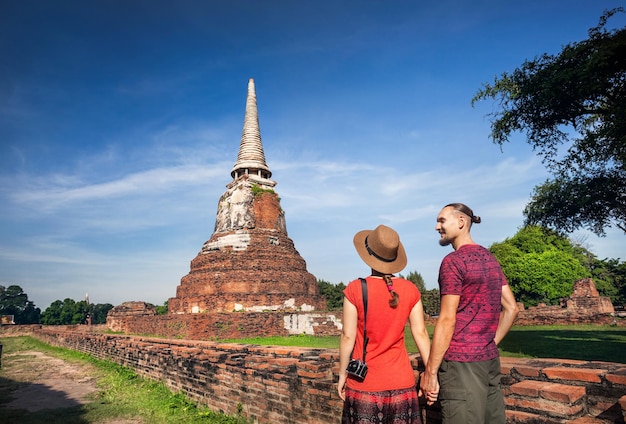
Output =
[{"x1": 439, "y1": 236, "x2": 451, "y2": 246}]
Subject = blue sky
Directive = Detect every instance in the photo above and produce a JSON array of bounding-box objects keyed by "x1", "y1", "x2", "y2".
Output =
[{"x1": 1, "y1": 0, "x2": 625, "y2": 310}]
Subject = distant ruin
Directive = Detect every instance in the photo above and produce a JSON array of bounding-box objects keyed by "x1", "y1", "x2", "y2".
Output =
[{"x1": 514, "y1": 278, "x2": 617, "y2": 325}]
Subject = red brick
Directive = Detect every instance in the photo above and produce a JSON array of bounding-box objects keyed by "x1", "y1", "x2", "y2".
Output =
[
  {"x1": 297, "y1": 360, "x2": 327, "y2": 371},
  {"x1": 505, "y1": 409, "x2": 548, "y2": 423},
  {"x1": 296, "y1": 370, "x2": 328, "y2": 379},
  {"x1": 510, "y1": 380, "x2": 585, "y2": 403},
  {"x1": 266, "y1": 357, "x2": 299, "y2": 367},
  {"x1": 516, "y1": 365, "x2": 543, "y2": 377},
  {"x1": 543, "y1": 367, "x2": 606, "y2": 383},
  {"x1": 540, "y1": 383, "x2": 585, "y2": 403},
  {"x1": 318, "y1": 351, "x2": 337, "y2": 361},
  {"x1": 500, "y1": 357, "x2": 530, "y2": 367},
  {"x1": 568, "y1": 416, "x2": 610, "y2": 423},
  {"x1": 501, "y1": 357, "x2": 544, "y2": 376},
  {"x1": 507, "y1": 397, "x2": 584, "y2": 416},
  {"x1": 551, "y1": 358, "x2": 588, "y2": 366},
  {"x1": 605, "y1": 369, "x2": 626, "y2": 386},
  {"x1": 510, "y1": 380, "x2": 546, "y2": 397}
]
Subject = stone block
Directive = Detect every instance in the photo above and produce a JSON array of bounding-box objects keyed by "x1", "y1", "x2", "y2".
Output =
[{"x1": 543, "y1": 367, "x2": 606, "y2": 383}]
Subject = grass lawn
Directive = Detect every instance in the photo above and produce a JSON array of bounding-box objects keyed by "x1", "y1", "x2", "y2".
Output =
[
  {"x1": 498, "y1": 325, "x2": 626, "y2": 363},
  {"x1": 224, "y1": 324, "x2": 626, "y2": 364}
]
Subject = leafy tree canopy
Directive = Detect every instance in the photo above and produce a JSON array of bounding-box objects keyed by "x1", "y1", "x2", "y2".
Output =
[
  {"x1": 40, "y1": 298, "x2": 113, "y2": 325},
  {"x1": 0, "y1": 284, "x2": 41, "y2": 324},
  {"x1": 398, "y1": 271, "x2": 441, "y2": 316},
  {"x1": 420, "y1": 289, "x2": 441, "y2": 317},
  {"x1": 575, "y1": 246, "x2": 626, "y2": 306},
  {"x1": 317, "y1": 279, "x2": 346, "y2": 311},
  {"x1": 472, "y1": 8, "x2": 626, "y2": 235},
  {"x1": 490, "y1": 226, "x2": 590, "y2": 306},
  {"x1": 154, "y1": 300, "x2": 169, "y2": 315},
  {"x1": 316, "y1": 274, "x2": 440, "y2": 314}
]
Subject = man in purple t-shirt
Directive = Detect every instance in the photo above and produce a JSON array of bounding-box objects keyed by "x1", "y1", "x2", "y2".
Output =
[{"x1": 420, "y1": 203, "x2": 519, "y2": 424}]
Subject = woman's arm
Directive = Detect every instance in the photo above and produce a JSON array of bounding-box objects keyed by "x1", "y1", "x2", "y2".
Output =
[
  {"x1": 408, "y1": 299, "x2": 431, "y2": 367},
  {"x1": 338, "y1": 296, "x2": 358, "y2": 400}
]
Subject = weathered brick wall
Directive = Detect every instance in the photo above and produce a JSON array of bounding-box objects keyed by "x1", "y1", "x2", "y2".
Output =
[
  {"x1": 30, "y1": 328, "x2": 346, "y2": 423},
  {"x1": 501, "y1": 357, "x2": 626, "y2": 423},
  {"x1": 514, "y1": 309, "x2": 622, "y2": 326},
  {"x1": 107, "y1": 311, "x2": 342, "y2": 339},
  {"x1": 9, "y1": 327, "x2": 624, "y2": 424}
]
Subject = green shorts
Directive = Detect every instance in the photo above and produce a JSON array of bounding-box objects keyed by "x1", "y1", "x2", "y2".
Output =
[{"x1": 438, "y1": 357, "x2": 505, "y2": 424}]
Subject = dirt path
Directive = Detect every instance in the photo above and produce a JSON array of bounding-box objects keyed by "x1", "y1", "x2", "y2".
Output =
[
  {"x1": 0, "y1": 349, "x2": 142, "y2": 423},
  {"x1": 1, "y1": 350, "x2": 99, "y2": 412}
]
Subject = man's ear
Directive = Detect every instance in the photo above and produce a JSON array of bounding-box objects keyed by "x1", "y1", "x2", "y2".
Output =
[{"x1": 458, "y1": 214, "x2": 466, "y2": 229}]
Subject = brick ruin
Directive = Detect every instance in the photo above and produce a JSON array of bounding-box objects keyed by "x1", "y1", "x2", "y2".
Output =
[
  {"x1": 515, "y1": 278, "x2": 617, "y2": 326},
  {"x1": 167, "y1": 178, "x2": 325, "y2": 314},
  {"x1": 168, "y1": 78, "x2": 325, "y2": 314},
  {"x1": 565, "y1": 278, "x2": 615, "y2": 313},
  {"x1": 108, "y1": 78, "x2": 326, "y2": 335}
]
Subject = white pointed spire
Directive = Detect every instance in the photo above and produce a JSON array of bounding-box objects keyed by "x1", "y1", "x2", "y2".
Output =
[{"x1": 230, "y1": 78, "x2": 272, "y2": 180}]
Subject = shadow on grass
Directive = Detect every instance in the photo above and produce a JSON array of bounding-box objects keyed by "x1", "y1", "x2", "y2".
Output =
[
  {"x1": 499, "y1": 329, "x2": 626, "y2": 363},
  {"x1": 0, "y1": 376, "x2": 89, "y2": 424}
]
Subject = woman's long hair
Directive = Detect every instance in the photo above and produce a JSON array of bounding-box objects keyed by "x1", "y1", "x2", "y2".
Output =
[{"x1": 383, "y1": 274, "x2": 399, "y2": 308}]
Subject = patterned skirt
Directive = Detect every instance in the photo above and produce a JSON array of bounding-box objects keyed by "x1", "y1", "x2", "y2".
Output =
[{"x1": 342, "y1": 386, "x2": 422, "y2": 424}]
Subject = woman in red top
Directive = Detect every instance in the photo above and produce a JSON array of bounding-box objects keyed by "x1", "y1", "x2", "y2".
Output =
[{"x1": 338, "y1": 224, "x2": 432, "y2": 423}]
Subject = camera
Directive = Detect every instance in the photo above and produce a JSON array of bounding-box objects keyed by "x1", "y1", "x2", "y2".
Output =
[{"x1": 346, "y1": 359, "x2": 368, "y2": 381}]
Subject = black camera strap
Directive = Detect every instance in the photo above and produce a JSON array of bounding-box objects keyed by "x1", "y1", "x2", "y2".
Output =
[{"x1": 359, "y1": 277, "x2": 369, "y2": 363}]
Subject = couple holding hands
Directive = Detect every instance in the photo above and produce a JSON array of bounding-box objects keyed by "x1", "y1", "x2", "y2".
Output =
[{"x1": 337, "y1": 203, "x2": 519, "y2": 424}]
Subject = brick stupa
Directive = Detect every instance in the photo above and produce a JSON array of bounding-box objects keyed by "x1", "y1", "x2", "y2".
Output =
[{"x1": 168, "y1": 79, "x2": 327, "y2": 314}]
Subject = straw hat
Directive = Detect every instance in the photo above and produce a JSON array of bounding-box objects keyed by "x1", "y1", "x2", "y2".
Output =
[{"x1": 353, "y1": 225, "x2": 407, "y2": 274}]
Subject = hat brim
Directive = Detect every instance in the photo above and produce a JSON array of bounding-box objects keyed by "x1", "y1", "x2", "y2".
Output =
[{"x1": 353, "y1": 230, "x2": 407, "y2": 275}]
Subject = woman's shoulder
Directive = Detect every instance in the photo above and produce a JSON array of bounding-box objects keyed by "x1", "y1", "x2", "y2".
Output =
[
  {"x1": 392, "y1": 276, "x2": 416, "y2": 286},
  {"x1": 393, "y1": 277, "x2": 421, "y2": 295}
]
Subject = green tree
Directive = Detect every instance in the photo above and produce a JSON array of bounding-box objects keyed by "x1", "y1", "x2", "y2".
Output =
[
  {"x1": 490, "y1": 226, "x2": 590, "y2": 306},
  {"x1": 73, "y1": 300, "x2": 90, "y2": 324},
  {"x1": 317, "y1": 279, "x2": 346, "y2": 311},
  {"x1": 0, "y1": 285, "x2": 41, "y2": 324},
  {"x1": 40, "y1": 300, "x2": 63, "y2": 325},
  {"x1": 41, "y1": 299, "x2": 114, "y2": 325},
  {"x1": 421, "y1": 288, "x2": 441, "y2": 317},
  {"x1": 399, "y1": 271, "x2": 441, "y2": 316},
  {"x1": 91, "y1": 303, "x2": 114, "y2": 324},
  {"x1": 154, "y1": 300, "x2": 169, "y2": 315},
  {"x1": 472, "y1": 8, "x2": 626, "y2": 236},
  {"x1": 399, "y1": 271, "x2": 427, "y2": 293},
  {"x1": 59, "y1": 298, "x2": 76, "y2": 324},
  {"x1": 587, "y1": 256, "x2": 626, "y2": 305}
]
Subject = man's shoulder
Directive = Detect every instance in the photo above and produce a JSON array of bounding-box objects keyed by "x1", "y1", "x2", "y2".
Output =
[{"x1": 444, "y1": 244, "x2": 487, "y2": 258}]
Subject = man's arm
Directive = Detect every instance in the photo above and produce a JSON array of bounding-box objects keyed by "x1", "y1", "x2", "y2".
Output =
[
  {"x1": 419, "y1": 294, "x2": 459, "y2": 404},
  {"x1": 494, "y1": 284, "x2": 519, "y2": 345}
]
